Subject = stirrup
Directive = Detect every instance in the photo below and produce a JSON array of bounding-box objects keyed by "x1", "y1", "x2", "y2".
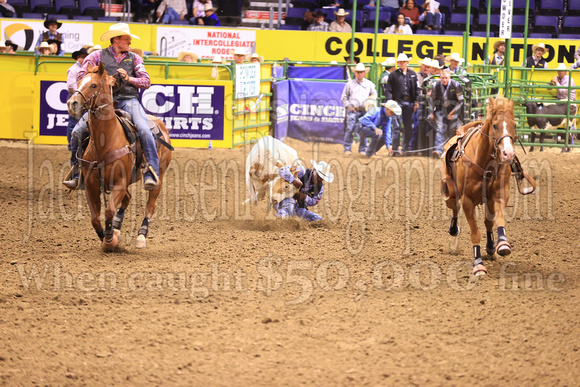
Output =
[
  {"x1": 143, "y1": 165, "x2": 160, "y2": 191},
  {"x1": 63, "y1": 165, "x2": 80, "y2": 190}
]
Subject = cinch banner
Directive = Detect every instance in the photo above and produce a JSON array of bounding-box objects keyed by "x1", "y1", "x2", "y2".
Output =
[
  {"x1": 286, "y1": 80, "x2": 346, "y2": 143},
  {"x1": 38, "y1": 80, "x2": 226, "y2": 141}
]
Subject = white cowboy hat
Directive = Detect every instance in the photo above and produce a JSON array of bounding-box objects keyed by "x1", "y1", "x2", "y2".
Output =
[
  {"x1": 532, "y1": 42, "x2": 547, "y2": 55},
  {"x1": 311, "y1": 160, "x2": 334, "y2": 183},
  {"x1": 354, "y1": 62, "x2": 367, "y2": 72},
  {"x1": 556, "y1": 63, "x2": 567, "y2": 70},
  {"x1": 420, "y1": 57, "x2": 432, "y2": 67},
  {"x1": 249, "y1": 52, "x2": 264, "y2": 63},
  {"x1": 82, "y1": 42, "x2": 95, "y2": 50},
  {"x1": 38, "y1": 41, "x2": 53, "y2": 54},
  {"x1": 87, "y1": 44, "x2": 102, "y2": 54},
  {"x1": 381, "y1": 57, "x2": 396, "y2": 67},
  {"x1": 232, "y1": 47, "x2": 247, "y2": 56},
  {"x1": 396, "y1": 53, "x2": 410, "y2": 62},
  {"x1": 430, "y1": 58, "x2": 443, "y2": 69},
  {"x1": 100, "y1": 23, "x2": 140, "y2": 42},
  {"x1": 330, "y1": 60, "x2": 338, "y2": 64},
  {"x1": 446, "y1": 52, "x2": 465, "y2": 64},
  {"x1": 0, "y1": 41, "x2": 6, "y2": 48},
  {"x1": 382, "y1": 100, "x2": 402, "y2": 115},
  {"x1": 212, "y1": 55, "x2": 226, "y2": 63},
  {"x1": 203, "y1": 3, "x2": 217, "y2": 11},
  {"x1": 334, "y1": 8, "x2": 349, "y2": 16},
  {"x1": 177, "y1": 51, "x2": 198, "y2": 62}
]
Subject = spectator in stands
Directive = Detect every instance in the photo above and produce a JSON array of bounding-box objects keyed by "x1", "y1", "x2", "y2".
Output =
[
  {"x1": 195, "y1": 3, "x2": 220, "y2": 25},
  {"x1": 523, "y1": 43, "x2": 548, "y2": 68},
  {"x1": 4, "y1": 40, "x2": 17, "y2": 54},
  {"x1": 430, "y1": 69, "x2": 464, "y2": 158},
  {"x1": 385, "y1": 13, "x2": 413, "y2": 34},
  {"x1": 0, "y1": 42, "x2": 6, "y2": 54},
  {"x1": 157, "y1": 0, "x2": 187, "y2": 23},
  {"x1": 419, "y1": 0, "x2": 441, "y2": 31},
  {"x1": 232, "y1": 48, "x2": 247, "y2": 64},
  {"x1": 178, "y1": 51, "x2": 198, "y2": 62},
  {"x1": 307, "y1": 10, "x2": 329, "y2": 31},
  {"x1": 489, "y1": 40, "x2": 505, "y2": 65},
  {"x1": 400, "y1": 0, "x2": 421, "y2": 31},
  {"x1": 384, "y1": 53, "x2": 419, "y2": 155},
  {"x1": 249, "y1": 53, "x2": 263, "y2": 63},
  {"x1": 364, "y1": 0, "x2": 399, "y2": 24},
  {"x1": 37, "y1": 41, "x2": 53, "y2": 55},
  {"x1": 341, "y1": 62, "x2": 377, "y2": 154},
  {"x1": 66, "y1": 47, "x2": 88, "y2": 167},
  {"x1": 191, "y1": 0, "x2": 211, "y2": 18},
  {"x1": 36, "y1": 18, "x2": 65, "y2": 56},
  {"x1": 329, "y1": 9, "x2": 352, "y2": 33},
  {"x1": 358, "y1": 100, "x2": 402, "y2": 158},
  {"x1": 446, "y1": 53, "x2": 466, "y2": 75},
  {"x1": 410, "y1": 57, "x2": 432, "y2": 150},
  {"x1": 551, "y1": 63, "x2": 576, "y2": 152},
  {"x1": 0, "y1": 0, "x2": 15, "y2": 18},
  {"x1": 88, "y1": 45, "x2": 101, "y2": 54},
  {"x1": 47, "y1": 39, "x2": 63, "y2": 56}
]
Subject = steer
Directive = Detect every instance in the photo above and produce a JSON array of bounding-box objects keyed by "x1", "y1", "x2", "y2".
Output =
[
  {"x1": 245, "y1": 136, "x2": 303, "y2": 205},
  {"x1": 526, "y1": 102, "x2": 577, "y2": 151}
]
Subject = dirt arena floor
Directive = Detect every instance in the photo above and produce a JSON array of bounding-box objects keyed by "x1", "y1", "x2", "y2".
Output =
[{"x1": 0, "y1": 138, "x2": 579, "y2": 385}]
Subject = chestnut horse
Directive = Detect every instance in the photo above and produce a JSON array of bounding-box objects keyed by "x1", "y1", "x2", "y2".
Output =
[
  {"x1": 441, "y1": 96, "x2": 536, "y2": 276},
  {"x1": 67, "y1": 63, "x2": 172, "y2": 251}
]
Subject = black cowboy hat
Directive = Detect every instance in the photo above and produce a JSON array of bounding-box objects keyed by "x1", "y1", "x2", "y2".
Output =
[
  {"x1": 313, "y1": 10, "x2": 327, "y2": 18},
  {"x1": 72, "y1": 47, "x2": 88, "y2": 60},
  {"x1": 44, "y1": 17, "x2": 63, "y2": 29},
  {"x1": 5, "y1": 40, "x2": 18, "y2": 51}
]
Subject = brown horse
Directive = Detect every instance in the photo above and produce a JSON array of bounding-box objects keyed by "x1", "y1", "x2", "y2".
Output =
[
  {"x1": 67, "y1": 63, "x2": 172, "y2": 251},
  {"x1": 441, "y1": 96, "x2": 536, "y2": 276}
]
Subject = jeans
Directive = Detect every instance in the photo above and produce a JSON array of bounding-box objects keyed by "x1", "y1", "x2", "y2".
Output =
[
  {"x1": 425, "y1": 12, "x2": 442, "y2": 29},
  {"x1": 71, "y1": 99, "x2": 159, "y2": 176},
  {"x1": 434, "y1": 111, "x2": 459, "y2": 153},
  {"x1": 344, "y1": 110, "x2": 367, "y2": 153},
  {"x1": 67, "y1": 114, "x2": 78, "y2": 166},
  {"x1": 358, "y1": 126, "x2": 385, "y2": 157},
  {"x1": 162, "y1": 7, "x2": 180, "y2": 23},
  {"x1": 276, "y1": 198, "x2": 322, "y2": 222},
  {"x1": 392, "y1": 101, "x2": 414, "y2": 152},
  {"x1": 409, "y1": 106, "x2": 421, "y2": 151}
]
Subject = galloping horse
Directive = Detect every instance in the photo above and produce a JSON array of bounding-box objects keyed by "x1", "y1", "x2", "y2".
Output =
[
  {"x1": 67, "y1": 63, "x2": 172, "y2": 251},
  {"x1": 441, "y1": 96, "x2": 536, "y2": 276}
]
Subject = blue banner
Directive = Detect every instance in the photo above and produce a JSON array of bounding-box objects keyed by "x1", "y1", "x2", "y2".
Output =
[
  {"x1": 287, "y1": 80, "x2": 346, "y2": 143},
  {"x1": 287, "y1": 66, "x2": 346, "y2": 80},
  {"x1": 39, "y1": 81, "x2": 226, "y2": 141},
  {"x1": 272, "y1": 80, "x2": 289, "y2": 141}
]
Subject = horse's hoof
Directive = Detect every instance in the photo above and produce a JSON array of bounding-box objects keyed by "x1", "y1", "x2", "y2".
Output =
[
  {"x1": 102, "y1": 233, "x2": 119, "y2": 252},
  {"x1": 473, "y1": 264, "x2": 488, "y2": 276},
  {"x1": 486, "y1": 245, "x2": 495, "y2": 256},
  {"x1": 496, "y1": 241, "x2": 512, "y2": 256},
  {"x1": 449, "y1": 226, "x2": 460, "y2": 237},
  {"x1": 135, "y1": 234, "x2": 146, "y2": 249},
  {"x1": 114, "y1": 229, "x2": 121, "y2": 242}
]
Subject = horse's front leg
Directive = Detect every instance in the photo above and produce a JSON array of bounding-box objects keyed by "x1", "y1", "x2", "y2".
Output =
[
  {"x1": 484, "y1": 202, "x2": 495, "y2": 256},
  {"x1": 102, "y1": 185, "x2": 127, "y2": 252},
  {"x1": 85, "y1": 182, "x2": 104, "y2": 242},
  {"x1": 463, "y1": 197, "x2": 487, "y2": 276},
  {"x1": 493, "y1": 177, "x2": 512, "y2": 256},
  {"x1": 112, "y1": 190, "x2": 132, "y2": 240}
]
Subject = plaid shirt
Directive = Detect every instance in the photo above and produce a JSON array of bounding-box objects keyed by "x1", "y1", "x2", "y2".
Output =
[
  {"x1": 78, "y1": 46, "x2": 151, "y2": 89},
  {"x1": 307, "y1": 21, "x2": 329, "y2": 31},
  {"x1": 279, "y1": 165, "x2": 324, "y2": 207}
]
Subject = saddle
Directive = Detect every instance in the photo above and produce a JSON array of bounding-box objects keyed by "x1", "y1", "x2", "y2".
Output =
[{"x1": 115, "y1": 110, "x2": 174, "y2": 152}]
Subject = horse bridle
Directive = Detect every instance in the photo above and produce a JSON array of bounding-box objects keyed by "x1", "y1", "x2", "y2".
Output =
[
  {"x1": 71, "y1": 73, "x2": 114, "y2": 117},
  {"x1": 481, "y1": 122, "x2": 516, "y2": 163}
]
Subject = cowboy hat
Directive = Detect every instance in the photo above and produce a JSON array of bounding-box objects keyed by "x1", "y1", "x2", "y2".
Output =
[
  {"x1": 382, "y1": 100, "x2": 402, "y2": 115},
  {"x1": 232, "y1": 47, "x2": 247, "y2": 56},
  {"x1": 532, "y1": 42, "x2": 547, "y2": 55},
  {"x1": 311, "y1": 160, "x2": 334, "y2": 183},
  {"x1": 38, "y1": 41, "x2": 53, "y2": 54},
  {"x1": 72, "y1": 47, "x2": 88, "y2": 60},
  {"x1": 100, "y1": 23, "x2": 140, "y2": 42},
  {"x1": 556, "y1": 63, "x2": 567, "y2": 71},
  {"x1": 334, "y1": 8, "x2": 349, "y2": 16},
  {"x1": 493, "y1": 40, "x2": 505, "y2": 51},
  {"x1": 82, "y1": 42, "x2": 95, "y2": 50},
  {"x1": 354, "y1": 62, "x2": 367, "y2": 72},
  {"x1": 43, "y1": 17, "x2": 62, "y2": 29},
  {"x1": 177, "y1": 51, "x2": 198, "y2": 62},
  {"x1": 0, "y1": 41, "x2": 6, "y2": 49},
  {"x1": 313, "y1": 10, "x2": 327, "y2": 18},
  {"x1": 419, "y1": 57, "x2": 432, "y2": 67},
  {"x1": 446, "y1": 52, "x2": 465, "y2": 64},
  {"x1": 248, "y1": 52, "x2": 264, "y2": 63},
  {"x1": 396, "y1": 53, "x2": 410, "y2": 62},
  {"x1": 203, "y1": 3, "x2": 217, "y2": 11},
  {"x1": 430, "y1": 58, "x2": 444, "y2": 68},
  {"x1": 212, "y1": 55, "x2": 227, "y2": 64},
  {"x1": 87, "y1": 44, "x2": 102, "y2": 54},
  {"x1": 330, "y1": 60, "x2": 338, "y2": 64},
  {"x1": 382, "y1": 57, "x2": 397, "y2": 67}
]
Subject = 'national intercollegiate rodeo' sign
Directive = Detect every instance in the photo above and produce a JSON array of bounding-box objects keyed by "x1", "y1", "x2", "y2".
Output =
[{"x1": 39, "y1": 80, "x2": 226, "y2": 141}]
